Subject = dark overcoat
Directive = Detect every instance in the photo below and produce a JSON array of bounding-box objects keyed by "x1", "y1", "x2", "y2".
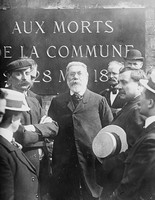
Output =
[
  {"x1": 0, "y1": 136, "x2": 40, "y2": 200},
  {"x1": 111, "y1": 121, "x2": 155, "y2": 200},
  {"x1": 48, "y1": 89, "x2": 113, "y2": 199},
  {"x1": 99, "y1": 96, "x2": 145, "y2": 198}
]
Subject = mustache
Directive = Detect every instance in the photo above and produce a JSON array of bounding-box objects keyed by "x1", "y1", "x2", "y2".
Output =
[{"x1": 108, "y1": 77, "x2": 118, "y2": 82}]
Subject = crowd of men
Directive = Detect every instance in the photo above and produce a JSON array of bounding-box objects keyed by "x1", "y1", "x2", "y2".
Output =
[{"x1": 0, "y1": 48, "x2": 155, "y2": 200}]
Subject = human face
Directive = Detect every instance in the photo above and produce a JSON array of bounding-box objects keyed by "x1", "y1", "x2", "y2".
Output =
[
  {"x1": 118, "y1": 70, "x2": 140, "y2": 101},
  {"x1": 125, "y1": 60, "x2": 143, "y2": 69},
  {"x1": 67, "y1": 65, "x2": 88, "y2": 93},
  {"x1": 108, "y1": 64, "x2": 120, "y2": 86},
  {"x1": 139, "y1": 88, "x2": 150, "y2": 117},
  {"x1": 7, "y1": 68, "x2": 32, "y2": 93},
  {"x1": 0, "y1": 99, "x2": 6, "y2": 123}
]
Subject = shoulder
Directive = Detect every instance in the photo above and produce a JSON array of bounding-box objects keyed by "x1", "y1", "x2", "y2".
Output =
[{"x1": 100, "y1": 88, "x2": 110, "y2": 96}]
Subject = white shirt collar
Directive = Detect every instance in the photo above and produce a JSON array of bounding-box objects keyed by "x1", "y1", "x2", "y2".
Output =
[
  {"x1": 70, "y1": 88, "x2": 86, "y2": 96},
  {"x1": 144, "y1": 116, "x2": 155, "y2": 128},
  {"x1": 0, "y1": 128, "x2": 13, "y2": 142}
]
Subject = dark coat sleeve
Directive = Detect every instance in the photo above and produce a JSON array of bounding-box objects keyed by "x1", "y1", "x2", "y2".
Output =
[
  {"x1": 110, "y1": 136, "x2": 155, "y2": 200},
  {"x1": 14, "y1": 97, "x2": 58, "y2": 146}
]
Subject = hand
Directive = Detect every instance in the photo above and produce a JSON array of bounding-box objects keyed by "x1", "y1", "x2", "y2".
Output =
[
  {"x1": 40, "y1": 115, "x2": 53, "y2": 124},
  {"x1": 24, "y1": 125, "x2": 36, "y2": 132}
]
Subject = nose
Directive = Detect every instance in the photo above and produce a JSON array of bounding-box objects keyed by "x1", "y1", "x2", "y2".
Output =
[
  {"x1": 108, "y1": 73, "x2": 113, "y2": 78},
  {"x1": 21, "y1": 73, "x2": 26, "y2": 80},
  {"x1": 74, "y1": 73, "x2": 79, "y2": 79},
  {"x1": 117, "y1": 82, "x2": 122, "y2": 89}
]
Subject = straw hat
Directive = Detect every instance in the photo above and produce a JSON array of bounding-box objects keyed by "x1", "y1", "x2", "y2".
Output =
[
  {"x1": 92, "y1": 125, "x2": 128, "y2": 158},
  {"x1": 1, "y1": 88, "x2": 30, "y2": 111}
]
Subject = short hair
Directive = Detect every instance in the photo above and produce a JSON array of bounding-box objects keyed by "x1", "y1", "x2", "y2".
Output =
[
  {"x1": 0, "y1": 89, "x2": 6, "y2": 99},
  {"x1": 119, "y1": 67, "x2": 147, "y2": 82},
  {"x1": 108, "y1": 61, "x2": 124, "y2": 71},
  {"x1": 65, "y1": 61, "x2": 87, "y2": 77}
]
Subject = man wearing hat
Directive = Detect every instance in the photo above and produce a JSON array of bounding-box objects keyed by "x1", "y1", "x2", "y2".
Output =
[
  {"x1": 124, "y1": 48, "x2": 144, "y2": 70},
  {"x1": 0, "y1": 88, "x2": 40, "y2": 200},
  {"x1": 4, "y1": 57, "x2": 42, "y2": 105},
  {"x1": 109, "y1": 69, "x2": 155, "y2": 200},
  {"x1": 4, "y1": 57, "x2": 59, "y2": 199},
  {"x1": 96, "y1": 67, "x2": 146, "y2": 198}
]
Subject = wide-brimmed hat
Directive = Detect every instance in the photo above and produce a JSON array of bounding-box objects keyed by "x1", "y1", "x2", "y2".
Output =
[
  {"x1": 92, "y1": 125, "x2": 128, "y2": 158},
  {"x1": 1, "y1": 88, "x2": 30, "y2": 111},
  {"x1": 124, "y1": 49, "x2": 144, "y2": 61}
]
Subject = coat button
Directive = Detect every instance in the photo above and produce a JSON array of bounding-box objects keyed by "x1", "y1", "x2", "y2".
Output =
[
  {"x1": 36, "y1": 194, "x2": 39, "y2": 198},
  {"x1": 32, "y1": 177, "x2": 35, "y2": 181}
]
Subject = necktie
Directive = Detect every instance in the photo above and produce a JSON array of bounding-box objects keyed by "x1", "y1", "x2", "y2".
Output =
[
  {"x1": 71, "y1": 93, "x2": 83, "y2": 108},
  {"x1": 110, "y1": 87, "x2": 118, "y2": 94}
]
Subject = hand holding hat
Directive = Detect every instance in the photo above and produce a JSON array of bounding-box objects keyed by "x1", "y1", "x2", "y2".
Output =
[{"x1": 92, "y1": 125, "x2": 128, "y2": 159}]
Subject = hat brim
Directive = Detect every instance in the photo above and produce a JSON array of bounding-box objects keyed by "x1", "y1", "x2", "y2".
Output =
[
  {"x1": 92, "y1": 125, "x2": 128, "y2": 158},
  {"x1": 5, "y1": 105, "x2": 30, "y2": 112},
  {"x1": 123, "y1": 57, "x2": 144, "y2": 61},
  {"x1": 140, "y1": 79, "x2": 155, "y2": 94}
]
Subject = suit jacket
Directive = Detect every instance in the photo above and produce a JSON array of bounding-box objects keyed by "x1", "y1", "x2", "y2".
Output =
[
  {"x1": 111, "y1": 121, "x2": 155, "y2": 200},
  {"x1": 0, "y1": 136, "x2": 40, "y2": 200},
  {"x1": 27, "y1": 89, "x2": 42, "y2": 106},
  {"x1": 13, "y1": 95, "x2": 58, "y2": 197},
  {"x1": 100, "y1": 88, "x2": 126, "y2": 117},
  {"x1": 14, "y1": 96, "x2": 58, "y2": 173},
  {"x1": 48, "y1": 89, "x2": 113, "y2": 199},
  {"x1": 99, "y1": 96, "x2": 145, "y2": 197}
]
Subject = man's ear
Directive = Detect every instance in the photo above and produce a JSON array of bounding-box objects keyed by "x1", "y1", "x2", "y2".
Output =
[{"x1": 148, "y1": 99, "x2": 155, "y2": 109}]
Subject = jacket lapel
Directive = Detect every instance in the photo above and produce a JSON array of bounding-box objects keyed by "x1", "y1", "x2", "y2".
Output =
[
  {"x1": 66, "y1": 90, "x2": 90, "y2": 112},
  {"x1": 0, "y1": 136, "x2": 37, "y2": 174}
]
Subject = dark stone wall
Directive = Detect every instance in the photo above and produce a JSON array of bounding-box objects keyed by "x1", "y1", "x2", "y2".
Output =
[{"x1": 1, "y1": 0, "x2": 155, "y2": 112}]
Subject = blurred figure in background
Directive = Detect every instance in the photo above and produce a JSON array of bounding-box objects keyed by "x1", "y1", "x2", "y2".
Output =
[
  {"x1": 100, "y1": 61, "x2": 126, "y2": 117},
  {"x1": 124, "y1": 49, "x2": 144, "y2": 70}
]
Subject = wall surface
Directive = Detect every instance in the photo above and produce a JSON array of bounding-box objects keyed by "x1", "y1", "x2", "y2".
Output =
[{"x1": 1, "y1": 0, "x2": 155, "y2": 112}]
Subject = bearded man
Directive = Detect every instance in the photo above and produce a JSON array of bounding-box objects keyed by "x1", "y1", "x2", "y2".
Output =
[{"x1": 48, "y1": 61, "x2": 113, "y2": 200}]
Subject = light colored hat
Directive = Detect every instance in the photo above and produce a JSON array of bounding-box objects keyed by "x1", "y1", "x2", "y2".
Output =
[
  {"x1": 1, "y1": 88, "x2": 30, "y2": 111},
  {"x1": 92, "y1": 125, "x2": 128, "y2": 158},
  {"x1": 140, "y1": 73, "x2": 155, "y2": 94}
]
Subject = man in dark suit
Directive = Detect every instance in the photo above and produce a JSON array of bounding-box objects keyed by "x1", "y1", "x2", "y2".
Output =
[
  {"x1": 109, "y1": 70, "x2": 155, "y2": 200},
  {"x1": 48, "y1": 61, "x2": 113, "y2": 200},
  {"x1": 100, "y1": 61, "x2": 126, "y2": 117},
  {"x1": 0, "y1": 88, "x2": 40, "y2": 200},
  {"x1": 4, "y1": 58, "x2": 59, "y2": 199},
  {"x1": 99, "y1": 67, "x2": 146, "y2": 198}
]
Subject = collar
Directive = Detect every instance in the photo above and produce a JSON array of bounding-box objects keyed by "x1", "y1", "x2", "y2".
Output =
[
  {"x1": 70, "y1": 88, "x2": 86, "y2": 96},
  {"x1": 144, "y1": 116, "x2": 155, "y2": 128},
  {"x1": 0, "y1": 128, "x2": 13, "y2": 143}
]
